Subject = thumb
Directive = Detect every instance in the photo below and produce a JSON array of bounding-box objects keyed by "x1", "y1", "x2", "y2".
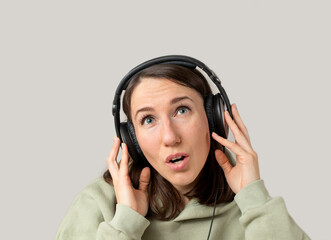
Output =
[
  {"x1": 139, "y1": 167, "x2": 151, "y2": 192},
  {"x1": 215, "y1": 149, "x2": 233, "y2": 175}
]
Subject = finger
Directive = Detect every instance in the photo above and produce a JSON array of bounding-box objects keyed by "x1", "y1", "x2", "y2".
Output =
[
  {"x1": 106, "y1": 136, "x2": 121, "y2": 178},
  {"x1": 231, "y1": 104, "x2": 251, "y2": 146},
  {"x1": 212, "y1": 132, "x2": 247, "y2": 156},
  {"x1": 139, "y1": 167, "x2": 151, "y2": 192},
  {"x1": 224, "y1": 110, "x2": 252, "y2": 152},
  {"x1": 215, "y1": 149, "x2": 232, "y2": 175},
  {"x1": 119, "y1": 142, "x2": 129, "y2": 176}
]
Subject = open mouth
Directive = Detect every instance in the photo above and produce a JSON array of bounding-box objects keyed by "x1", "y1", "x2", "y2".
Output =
[
  {"x1": 166, "y1": 153, "x2": 189, "y2": 170},
  {"x1": 169, "y1": 156, "x2": 185, "y2": 164}
]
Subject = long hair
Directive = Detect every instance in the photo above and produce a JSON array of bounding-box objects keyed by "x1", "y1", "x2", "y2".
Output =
[{"x1": 103, "y1": 64, "x2": 234, "y2": 220}]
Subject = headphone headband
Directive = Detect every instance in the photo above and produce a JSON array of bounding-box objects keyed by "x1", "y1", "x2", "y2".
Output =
[{"x1": 112, "y1": 55, "x2": 233, "y2": 142}]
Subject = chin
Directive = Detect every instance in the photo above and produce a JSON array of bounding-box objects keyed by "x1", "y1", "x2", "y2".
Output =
[{"x1": 168, "y1": 173, "x2": 199, "y2": 192}]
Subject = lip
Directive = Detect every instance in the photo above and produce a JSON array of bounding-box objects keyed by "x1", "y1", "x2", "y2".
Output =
[{"x1": 165, "y1": 153, "x2": 189, "y2": 171}]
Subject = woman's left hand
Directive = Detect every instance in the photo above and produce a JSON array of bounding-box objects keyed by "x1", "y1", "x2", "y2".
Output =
[{"x1": 212, "y1": 103, "x2": 260, "y2": 194}]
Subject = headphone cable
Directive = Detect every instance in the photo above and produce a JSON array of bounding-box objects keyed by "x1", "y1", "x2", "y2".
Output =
[{"x1": 206, "y1": 171, "x2": 221, "y2": 240}]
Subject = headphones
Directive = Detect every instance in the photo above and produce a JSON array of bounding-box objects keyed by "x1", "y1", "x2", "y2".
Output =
[{"x1": 112, "y1": 55, "x2": 234, "y2": 164}]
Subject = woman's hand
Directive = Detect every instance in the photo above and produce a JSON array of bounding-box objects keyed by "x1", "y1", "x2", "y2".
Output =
[
  {"x1": 212, "y1": 103, "x2": 260, "y2": 194},
  {"x1": 107, "y1": 136, "x2": 151, "y2": 216}
]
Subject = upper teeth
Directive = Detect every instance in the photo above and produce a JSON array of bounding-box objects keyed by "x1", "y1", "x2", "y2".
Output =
[{"x1": 171, "y1": 156, "x2": 183, "y2": 161}]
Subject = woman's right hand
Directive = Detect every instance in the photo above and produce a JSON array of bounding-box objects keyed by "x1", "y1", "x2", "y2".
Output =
[{"x1": 107, "y1": 136, "x2": 151, "y2": 216}]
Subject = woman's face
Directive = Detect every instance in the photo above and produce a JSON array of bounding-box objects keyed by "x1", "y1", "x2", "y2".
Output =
[{"x1": 131, "y1": 78, "x2": 210, "y2": 194}]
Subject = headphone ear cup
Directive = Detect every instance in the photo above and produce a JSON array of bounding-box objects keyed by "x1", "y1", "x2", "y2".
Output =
[
  {"x1": 204, "y1": 95, "x2": 216, "y2": 134},
  {"x1": 120, "y1": 121, "x2": 147, "y2": 163},
  {"x1": 213, "y1": 93, "x2": 229, "y2": 139},
  {"x1": 204, "y1": 94, "x2": 229, "y2": 139},
  {"x1": 119, "y1": 122, "x2": 142, "y2": 163}
]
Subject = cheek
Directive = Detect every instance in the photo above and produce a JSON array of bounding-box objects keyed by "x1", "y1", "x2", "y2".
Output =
[
  {"x1": 135, "y1": 129, "x2": 159, "y2": 160},
  {"x1": 187, "y1": 114, "x2": 210, "y2": 139},
  {"x1": 181, "y1": 115, "x2": 210, "y2": 160},
  {"x1": 136, "y1": 131, "x2": 164, "y2": 174},
  {"x1": 195, "y1": 116, "x2": 211, "y2": 154}
]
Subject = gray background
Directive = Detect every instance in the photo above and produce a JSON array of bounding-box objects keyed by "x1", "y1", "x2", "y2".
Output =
[{"x1": 1, "y1": 0, "x2": 330, "y2": 239}]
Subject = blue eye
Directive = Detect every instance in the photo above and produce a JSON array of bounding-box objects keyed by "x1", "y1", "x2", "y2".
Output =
[
  {"x1": 177, "y1": 106, "x2": 190, "y2": 115},
  {"x1": 141, "y1": 116, "x2": 154, "y2": 125}
]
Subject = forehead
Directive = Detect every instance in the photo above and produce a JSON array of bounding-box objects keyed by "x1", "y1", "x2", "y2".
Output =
[{"x1": 130, "y1": 77, "x2": 202, "y2": 109}]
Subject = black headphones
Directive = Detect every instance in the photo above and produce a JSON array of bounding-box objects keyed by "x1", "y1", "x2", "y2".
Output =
[{"x1": 112, "y1": 55, "x2": 234, "y2": 164}]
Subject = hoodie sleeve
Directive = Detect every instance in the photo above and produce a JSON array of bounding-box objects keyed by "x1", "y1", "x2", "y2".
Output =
[
  {"x1": 55, "y1": 182, "x2": 150, "y2": 240},
  {"x1": 234, "y1": 180, "x2": 311, "y2": 240}
]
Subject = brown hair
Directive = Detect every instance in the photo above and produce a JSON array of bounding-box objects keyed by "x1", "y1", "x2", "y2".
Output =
[{"x1": 103, "y1": 64, "x2": 234, "y2": 220}]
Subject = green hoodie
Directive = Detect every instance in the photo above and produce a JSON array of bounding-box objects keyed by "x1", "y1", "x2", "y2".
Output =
[{"x1": 55, "y1": 178, "x2": 310, "y2": 240}]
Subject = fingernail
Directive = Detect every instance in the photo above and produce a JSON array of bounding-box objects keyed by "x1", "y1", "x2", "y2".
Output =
[
  {"x1": 234, "y1": 103, "x2": 237, "y2": 109},
  {"x1": 212, "y1": 132, "x2": 218, "y2": 137}
]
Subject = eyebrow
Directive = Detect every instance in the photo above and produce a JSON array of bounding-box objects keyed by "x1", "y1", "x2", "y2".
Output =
[{"x1": 134, "y1": 96, "x2": 194, "y2": 120}]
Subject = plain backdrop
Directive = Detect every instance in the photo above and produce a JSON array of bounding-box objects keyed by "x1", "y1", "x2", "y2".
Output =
[{"x1": 1, "y1": 0, "x2": 330, "y2": 239}]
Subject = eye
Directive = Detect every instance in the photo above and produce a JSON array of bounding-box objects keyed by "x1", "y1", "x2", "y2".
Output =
[
  {"x1": 140, "y1": 115, "x2": 155, "y2": 125},
  {"x1": 176, "y1": 106, "x2": 190, "y2": 115}
]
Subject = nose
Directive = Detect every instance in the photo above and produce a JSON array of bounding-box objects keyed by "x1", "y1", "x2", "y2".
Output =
[{"x1": 161, "y1": 118, "x2": 181, "y2": 147}]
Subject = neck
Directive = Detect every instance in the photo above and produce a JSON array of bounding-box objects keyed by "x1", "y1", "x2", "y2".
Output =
[{"x1": 177, "y1": 195, "x2": 190, "y2": 212}]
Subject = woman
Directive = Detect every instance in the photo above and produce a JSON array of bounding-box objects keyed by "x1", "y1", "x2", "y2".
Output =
[{"x1": 56, "y1": 56, "x2": 310, "y2": 240}]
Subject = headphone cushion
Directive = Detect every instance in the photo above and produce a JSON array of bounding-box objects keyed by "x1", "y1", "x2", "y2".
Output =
[
  {"x1": 213, "y1": 93, "x2": 227, "y2": 138},
  {"x1": 127, "y1": 121, "x2": 147, "y2": 162},
  {"x1": 205, "y1": 94, "x2": 228, "y2": 138},
  {"x1": 204, "y1": 95, "x2": 216, "y2": 134},
  {"x1": 120, "y1": 122, "x2": 141, "y2": 162}
]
